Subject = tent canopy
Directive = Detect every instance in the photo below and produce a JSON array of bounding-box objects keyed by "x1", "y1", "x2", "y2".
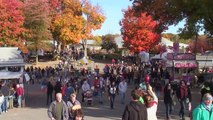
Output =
[
  {"x1": 139, "y1": 51, "x2": 149, "y2": 62},
  {"x1": 0, "y1": 72, "x2": 23, "y2": 79}
]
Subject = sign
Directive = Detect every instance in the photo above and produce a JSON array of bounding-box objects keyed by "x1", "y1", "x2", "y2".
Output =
[
  {"x1": 167, "y1": 53, "x2": 196, "y2": 60},
  {"x1": 173, "y1": 42, "x2": 179, "y2": 53},
  {"x1": 174, "y1": 61, "x2": 198, "y2": 68}
]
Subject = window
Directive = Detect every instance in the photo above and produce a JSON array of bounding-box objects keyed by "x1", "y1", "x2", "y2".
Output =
[{"x1": 8, "y1": 67, "x2": 21, "y2": 72}]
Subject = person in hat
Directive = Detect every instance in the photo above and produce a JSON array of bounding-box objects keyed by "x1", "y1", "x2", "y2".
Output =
[
  {"x1": 67, "y1": 93, "x2": 81, "y2": 120},
  {"x1": 192, "y1": 93, "x2": 213, "y2": 120}
]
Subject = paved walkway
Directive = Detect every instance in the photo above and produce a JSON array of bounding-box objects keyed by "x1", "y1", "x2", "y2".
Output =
[{"x1": 0, "y1": 82, "x2": 201, "y2": 120}]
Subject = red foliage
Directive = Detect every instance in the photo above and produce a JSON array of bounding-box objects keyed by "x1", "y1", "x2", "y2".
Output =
[
  {"x1": 0, "y1": 0, "x2": 28, "y2": 53},
  {"x1": 120, "y1": 7, "x2": 161, "y2": 53},
  {"x1": 187, "y1": 37, "x2": 213, "y2": 53},
  {"x1": 150, "y1": 44, "x2": 167, "y2": 54}
]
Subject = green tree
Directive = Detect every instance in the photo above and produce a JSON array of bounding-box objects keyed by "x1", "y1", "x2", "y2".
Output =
[
  {"x1": 131, "y1": 0, "x2": 213, "y2": 38},
  {"x1": 101, "y1": 34, "x2": 118, "y2": 52},
  {"x1": 24, "y1": 0, "x2": 52, "y2": 64}
]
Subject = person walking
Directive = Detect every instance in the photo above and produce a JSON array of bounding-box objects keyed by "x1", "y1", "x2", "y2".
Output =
[
  {"x1": 119, "y1": 79, "x2": 127, "y2": 104},
  {"x1": 81, "y1": 80, "x2": 90, "y2": 102},
  {"x1": 47, "y1": 93, "x2": 69, "y2": 120},
  {"x1": 1, "y1": 83, "x2": 10, "y2": 112},
  {"x1": 176, "y1": 80, "x2": 190, "y2": 120},
  {"x1": 67, "y1": 93, "x2": 81, "y2": 120},
  {"x1": 164, "y1": 83, "x2": 175, "y2": 120},
  {"x1": 54, "y1": 81, "x2": 62, "y2": 96},
  {"x1": 192, "y1": 93, "x2": 213, "y2": 120},
  {"x1": 144, "y1": 85, "x2": 158, "y2": 120},
  {"x1": 65, "y1": 83, "x2": 75, "y2": 102},
  {"x1": 16, "y1": 84, "x2": 24, "y2": 108},
  {"x1": 47, "y1": 80, "x2": 54, "y2": 105},
  {"x1": 93, "y1": 76, "x2": 102, "y2": 104},
  {"x1": 122, "y1": 89, "x2": 147, "y2": 120},
  {"x1": 108, "y1": 81, "x2": 117, "y2": 109}
]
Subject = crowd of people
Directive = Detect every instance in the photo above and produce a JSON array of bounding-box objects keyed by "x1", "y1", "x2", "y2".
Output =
[
  {"x1": 0, "y1": 81, "x2": 25, "y2": 115},
  {"x1": 1, "y1": 56, "x2": 212, "y2": 120},
  {"x1": 24, "y1": 57, "x2": 212, "y2": 120}
]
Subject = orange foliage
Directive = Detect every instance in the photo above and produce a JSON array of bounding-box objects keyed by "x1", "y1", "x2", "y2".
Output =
[{"x1": 51, "y1": 0, "x2": 105, "y2": 45}]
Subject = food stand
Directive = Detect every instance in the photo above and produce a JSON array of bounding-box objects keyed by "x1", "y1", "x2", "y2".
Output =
[
  {"x1": 0, "y1": 47, "x2": 26, "y2": 84},
  {"x1": 166, "y1": 53, "x2": 198, "y2": 82}
]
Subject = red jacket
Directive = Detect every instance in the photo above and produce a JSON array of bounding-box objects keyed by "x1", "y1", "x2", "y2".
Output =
[
  {"x1": 17, "y1": 87, "x2": 24, "y2": 96},
  {"x1": 93, "y1": 79, "x2": 100, "y2": 90}
]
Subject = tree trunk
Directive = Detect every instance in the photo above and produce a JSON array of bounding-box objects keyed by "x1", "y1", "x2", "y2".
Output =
[
  {"x1": 82, "y1": 40, "x2": 87, "y2": 58},
  {"x1": 36, "y1": 50, "x2": 39, "y2": 66}
]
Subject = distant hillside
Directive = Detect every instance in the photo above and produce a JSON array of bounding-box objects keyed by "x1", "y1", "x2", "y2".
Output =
[{"x1": 162, "y1": 33, "x2": 191, "y2": 44}]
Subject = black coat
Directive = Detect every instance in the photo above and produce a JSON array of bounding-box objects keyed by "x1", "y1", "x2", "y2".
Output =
[
  {"x1": 47, "y1": 82, "x2": 54, "y2": 94},
  {"x1": 122, "y1": 101, "x2": 147, "y2": 120},
  {"x1": 164, "y1": 88, "x2": 174, "y2": 104}
]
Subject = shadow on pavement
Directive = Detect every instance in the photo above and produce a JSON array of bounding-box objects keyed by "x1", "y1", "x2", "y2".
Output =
[{"x1": 24, "y1": 84, "x2": 48, "y2": 109}]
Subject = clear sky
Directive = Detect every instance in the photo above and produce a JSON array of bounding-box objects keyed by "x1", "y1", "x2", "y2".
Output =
[{"x1": 91, "y1": 0, "x2": 184, "y2": 36}]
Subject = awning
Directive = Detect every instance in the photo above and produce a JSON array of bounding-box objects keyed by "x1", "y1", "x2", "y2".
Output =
[
  {"x1": 0, "y1": 72, "x2": 23, "y2": 79},
  {"x1": 0, "y1": 63, "x2": 26, "y2": 67}
]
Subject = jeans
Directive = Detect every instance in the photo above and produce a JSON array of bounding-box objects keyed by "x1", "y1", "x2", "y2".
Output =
[
  {"x1": 179, "y1": 99, "x2": 186, "y2": 119},
  {"x1": 165, "y1": 103, "x2": 173, "y2": 119},
  {"x1": 110, "y1": 94, "x2": 115, "y2": 109},
  {"x1": 98, "y1": 91, "x2": 103, "y2": 103},
  {"x1": 120, "y1": 92, "x2": 125, "y2": 104},
  {"x1": 18, "y1": 95, "x2": 22, "y2": 107},
  {"x1": 2, "y1": 96, "x2": 8, "y2": 112}
]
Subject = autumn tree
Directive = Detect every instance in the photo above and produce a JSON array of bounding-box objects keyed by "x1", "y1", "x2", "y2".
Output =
[
  {"x1": 24, "y1": 0, "x2": 52, "y2": 64},
  {"x1": 0, "y1": 0, "x2": 28, "y2": 53},
  {"x1": 51, "y1": 0, "x2": 105, "y2": 57},
  {"x1": 120, "y1": 7, "x2": 161, "y2": 53},
  {"x1": 101, "y1": 34, "x2": 118, "y2": 52},
  {"x1": 187, "y1": 36, "x2": 213, "y2": 53},
  {"x1": 150, "y1": 44, "x2": 167, "y2": 54}
]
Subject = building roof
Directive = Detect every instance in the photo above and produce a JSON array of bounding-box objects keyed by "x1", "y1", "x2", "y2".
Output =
[
  {"x1": 0, "y1": 47, "x2": 24, "y2": 64},
  {"x1": 80, "y1": 40, "x2": 96, "y2": 45},
  {"x1": 114, "y1": 36, "x2": 189, "y2": 49},
  {"x1": 114, "y1": 36, "x2": 124, "y2": 48},
  {"x1": 160, "y1": 38, "x2": 188, "y2": 48}
]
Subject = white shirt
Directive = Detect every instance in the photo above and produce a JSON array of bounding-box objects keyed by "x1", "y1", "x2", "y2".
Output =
[
  {"x1": 0, "y1": 95, "x2": 4, "y2": 104},
  {"x1": 119, "y1": 81, "x2": 127, "y2": 93},
  {"x1": 147, "y1": 94, "x2": 158, "y2": 120},
  {"x1": 82, "y1": 83, "x2": 90, "y2": 92}
]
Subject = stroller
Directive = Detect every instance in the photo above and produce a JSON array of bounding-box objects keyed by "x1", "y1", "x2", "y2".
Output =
[{"x1": 84, "y1": 90, "x2": 93, "y2": 106}]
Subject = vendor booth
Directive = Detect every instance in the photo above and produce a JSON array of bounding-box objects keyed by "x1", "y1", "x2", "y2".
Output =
[
  {"x1": 0, "y1": 47, "x2": 26, "y2": 83},
  {"x1": 166, "y1": 53, "x2": 198, "y2": 82}
]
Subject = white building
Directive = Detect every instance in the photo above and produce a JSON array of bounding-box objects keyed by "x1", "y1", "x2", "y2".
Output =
[{"x1": 0, "y1": 47, "x2": 26, "y2": 79}]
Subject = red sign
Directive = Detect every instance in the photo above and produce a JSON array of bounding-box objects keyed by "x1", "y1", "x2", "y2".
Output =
[{"x1": 175, "y1": 62, "x2": 198, "y2": 68}]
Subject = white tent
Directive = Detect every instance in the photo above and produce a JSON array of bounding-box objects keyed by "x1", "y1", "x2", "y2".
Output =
[
  {"x1": 161, "y1": 37, "x2": 188, "y2": 48},
  {"x1": 139, "y1": 51, "x2": 149, "y2": 62},
  {"x1": 0, "y1": 72, "x2": 23, "y2": 79}
]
